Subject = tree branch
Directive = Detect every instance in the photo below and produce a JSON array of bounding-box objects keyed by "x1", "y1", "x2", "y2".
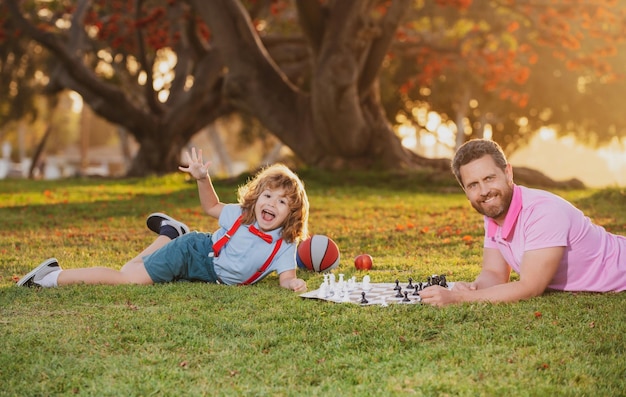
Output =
[
  {"x1": 187, "y1": 0, "x2": 304, "y2": 141},
  {"x1": 134, "y1": 0, "x2": 163, "y2": 115},
  {"x1": 294, "y1": 0, "x2": 326, "y2": 54},
  {"x1": 5, "y1": 0, "x2": 141, "y2": 125},
  {"x1": 358, "y1": 0, "x2": 412, "y2": 93}
]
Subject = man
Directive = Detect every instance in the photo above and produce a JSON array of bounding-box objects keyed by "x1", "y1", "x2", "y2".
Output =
[{"x1": 419, "y1": 139, "x2": 626, "y2": 306}]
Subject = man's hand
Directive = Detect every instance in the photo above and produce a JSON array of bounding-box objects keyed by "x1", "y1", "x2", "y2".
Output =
[{"x1": 418, "y1": 285, "x2": 459, "y2": 307}]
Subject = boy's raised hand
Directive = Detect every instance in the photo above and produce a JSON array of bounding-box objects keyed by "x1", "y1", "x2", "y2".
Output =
[{"x1": 179, "y1": 147, "x2": 211, "y2": 180}]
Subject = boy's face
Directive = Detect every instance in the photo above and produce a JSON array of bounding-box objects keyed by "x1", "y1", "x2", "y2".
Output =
[
  {"x1": 255, "y1": 187, "x2": 291, "y2": 232},
  {"x1": 459, "y1": 154, "x2": 514, "y2": 224}
]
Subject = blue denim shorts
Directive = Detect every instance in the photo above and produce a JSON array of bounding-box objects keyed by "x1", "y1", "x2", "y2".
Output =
[{"x1": 143, "y1": 232, "x2": 219, "y2": 283}]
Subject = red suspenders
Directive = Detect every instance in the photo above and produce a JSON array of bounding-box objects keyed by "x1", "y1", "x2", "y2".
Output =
[{"x1": 212, "y1": 215, "x2": 283, "y2": 285}]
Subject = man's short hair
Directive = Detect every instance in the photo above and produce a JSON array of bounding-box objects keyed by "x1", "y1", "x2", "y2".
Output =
[{"x1": 451, "y1": 139, "x2": 508, "y2": 187}]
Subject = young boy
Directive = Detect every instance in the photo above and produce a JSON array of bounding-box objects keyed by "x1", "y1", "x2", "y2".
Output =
[{"x1": 17, "y1": 148, "x2": 310, "y2": 292}]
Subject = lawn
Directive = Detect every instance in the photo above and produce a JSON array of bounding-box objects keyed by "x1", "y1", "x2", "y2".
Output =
[{"x1": 1, "y1": 170, "x2": 625, "y2": 396}]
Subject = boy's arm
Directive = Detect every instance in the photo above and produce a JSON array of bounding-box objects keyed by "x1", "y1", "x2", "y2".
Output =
[
  {"x1": 196, "y1": 179, "x2": 224, "y2": 219},
  {"x1": 279, "y1": 269, "x2": 307, "y2": 292},
  {"x1": 179, "y1": 148, "x2": 224, "y2": 219}
]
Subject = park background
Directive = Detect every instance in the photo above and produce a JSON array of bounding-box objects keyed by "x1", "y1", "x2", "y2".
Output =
[
  {"x1": 1, "y1": 1, "x2": 626, "y2": 396},
  {"x1": 1, "y1": 0, "x2": 626, "y2": 188}
]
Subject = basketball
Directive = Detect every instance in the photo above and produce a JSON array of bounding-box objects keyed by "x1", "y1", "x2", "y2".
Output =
[{"x1": 296, "y1": 235, "x2": 340, "y2": 272}]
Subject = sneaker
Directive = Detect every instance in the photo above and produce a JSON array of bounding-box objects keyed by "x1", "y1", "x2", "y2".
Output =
[
  {"x1": 17, "y1": 258, "x2": 61, "y2": 287},
  {"x1": 146, "y1": 212, "x2": 190, "y2": 237}
]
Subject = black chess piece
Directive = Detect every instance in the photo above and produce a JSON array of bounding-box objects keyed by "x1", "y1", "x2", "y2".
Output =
[
  {"x1": 360, "y1": 291, "x2": 368, "y2": 304},
  {"x1": 395, "y1": 288, "x2": 404, "y2": 298},
  {"x1": 406, "y1": 277, "x2": 414, "y2": 289},
  {"x1": 412, "y1": 286, "x2": 420, "y2": 296},
  {"x1": 402, "y1": 291, "x2": 411, "y2": 302},
  {"x1": 440, "y1": 275, "x2": 448, "y2": 288},
  {"x1": 394, "y1": 279, "x2": 401, "y2": 291}
]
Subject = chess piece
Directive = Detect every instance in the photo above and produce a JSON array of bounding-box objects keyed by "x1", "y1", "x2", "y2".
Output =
[
  {"x1": 337, "y1": 273, "x2": 345, "y2": 292},
  {"x1": 318, "y1": 281, "x2": 328, "y2": 298},
  {"x1": 362, "y1": 275, "x2": 372, "y2": 291},
  {"x1": 347, "y1": 277, "x2": 356, "y2": 291},
  {"x1": 402, "y1": 291, "x2": 411, "y2": 302},
  {"x1": 406, "y1": 277, "x2": 414, "y2": 289},
  {"x1": 395, "y1": 288, "x2": 403, "y2": 298},
  {"x1": 360, "y1": 291, "x2": 368, "y2": 304},
  {"x1": 394, "y1": 279, "x2": 401, "y2": 290},
  {"x1": 412, "y1": 286, "x2": 420, "y2": 296},
  {"x1": 341, "y1": 285, "x2": 352, "y2": 302}
]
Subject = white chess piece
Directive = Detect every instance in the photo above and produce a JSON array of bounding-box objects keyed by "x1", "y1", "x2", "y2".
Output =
[
  {"x1": 341, "y1": 286, "x2": 351, "y2": 302},
  {"x1": 317, "y1": 282, "x2": 328, "y2": 298},
  {"x1": 347, "y1": 277, "x2": 355, "y2": 291},
  {"x1": 337, "y1": 273, "x2": 345, "y2": 293},
  {"x1": 362, "y1": 275, "x2": 372, "y2": 291}
]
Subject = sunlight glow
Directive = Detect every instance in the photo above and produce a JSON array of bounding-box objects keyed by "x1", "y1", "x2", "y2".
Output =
[
  {"x1": 426, "y1": 112, "x2": 441, "y2": 131},
  {"x1": 484, "y1": 124, "x2": 493, "y2": 140},
  {"x1": 420, "y1": 132, "x2": 437, "y2": 147},
  {"x1": 138, "y1": 71, "x2": 147, "y2": 86},
  {"x1": 398, "y1": 125, "x2": 417, "y2": 148},
  {"x1": 398, "y1": 105, "x2": 626, "y2": 187},
  {"x1": 69, "y1": 91, "x2": 83, "y2": 113},
  {"x1": 539, "y1": 127, "x2": 556, "y2": 140},
  {"x1": 437, "y1": 125, "x2": 455, "y2": 147},
  {"x1": 146, "y1": 48, "x2": 178, "y2": 102},
  {"x1": 597, "y1": 137, "x2": 626, "y2": 175}
]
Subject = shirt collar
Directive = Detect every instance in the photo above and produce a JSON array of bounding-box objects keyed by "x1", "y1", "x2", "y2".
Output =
[
  {"x1": 253, "y1": 221, "x2": 283, "y2": 239},
  {"x1": 486, "y1": 184, "x2": 522, "y2": 239}
]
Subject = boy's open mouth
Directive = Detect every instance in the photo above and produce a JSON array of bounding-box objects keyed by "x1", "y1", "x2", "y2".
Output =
[{"x1": 261, "y1": 210, "x2": 275, "y2": 222}]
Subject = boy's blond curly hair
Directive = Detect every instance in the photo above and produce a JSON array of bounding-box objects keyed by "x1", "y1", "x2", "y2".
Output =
[{"x1": 237, "y1": 164, "x2": 309, "y2": 244}]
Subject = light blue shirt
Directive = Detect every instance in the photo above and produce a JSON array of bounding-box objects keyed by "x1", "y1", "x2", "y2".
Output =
[{"x1": 212, "y1": 204, "x2": 296, "y2": 285}]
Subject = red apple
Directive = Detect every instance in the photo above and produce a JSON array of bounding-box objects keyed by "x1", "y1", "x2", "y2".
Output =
[{"x1": 354, "y1": 254, "x2": 373, "y2": 270}]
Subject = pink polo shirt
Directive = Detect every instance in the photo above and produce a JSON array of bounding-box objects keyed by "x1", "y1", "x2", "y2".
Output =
[{"x1": 484, "y1": 185, "x2": 626, "y2": 292}]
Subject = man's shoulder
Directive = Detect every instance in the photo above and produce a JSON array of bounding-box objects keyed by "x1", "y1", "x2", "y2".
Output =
[
  {"x1": 519, "y1": 185, "x2": 577, "y2": 222},
  {"x1": 519, "y1": 185, "x2": 567, "y2": 206}
]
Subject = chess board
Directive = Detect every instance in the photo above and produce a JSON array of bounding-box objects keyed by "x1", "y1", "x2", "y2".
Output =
[{"x1": 300, "y1": 281, "x2": 455, "y2": 306}]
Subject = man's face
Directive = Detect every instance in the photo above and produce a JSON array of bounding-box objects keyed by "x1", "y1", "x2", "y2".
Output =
[{"x1": 459, "y1": 155, "x2": 514, "y2": 224}]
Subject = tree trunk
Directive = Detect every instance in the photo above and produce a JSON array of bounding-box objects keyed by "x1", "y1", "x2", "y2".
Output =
[{"x1": 191, "y1": 0, "x2": 423, "y2": 172}]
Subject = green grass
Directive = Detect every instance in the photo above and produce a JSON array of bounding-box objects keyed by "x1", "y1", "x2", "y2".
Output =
[{"x1": 1, "y1": 171, "x2": 625, "y2": 396}]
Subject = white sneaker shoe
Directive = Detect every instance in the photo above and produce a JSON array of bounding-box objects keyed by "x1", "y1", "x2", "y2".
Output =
[
  {"x1": 146, "y1": 213, "x2": 190, "y2": 237},
  {"x1": 17, "y1": 258, "x2": 61, "y2": 287}
]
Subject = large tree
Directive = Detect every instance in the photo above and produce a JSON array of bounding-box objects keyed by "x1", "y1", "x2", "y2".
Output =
[
  {"x1": 4, "y1": 0, "x2": 234, "y2": 175},
  {"x1": 4, "y1": 0, "x2": 625, "y2": 176},
  {"x1": 388, "y1": 0, "x2": 626, "y2": 154}
]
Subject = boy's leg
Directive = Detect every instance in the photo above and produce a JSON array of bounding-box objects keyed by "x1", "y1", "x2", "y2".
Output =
[
  {"x1": 57, "y1": 236, "x2": 172, "y2": 286},
  {"x1": 57, "y1": 264, "x2": 153, "y2": 286}
]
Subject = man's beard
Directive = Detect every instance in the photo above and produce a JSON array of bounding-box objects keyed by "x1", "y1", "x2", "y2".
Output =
[{"x1": 471, "y1": 185, "x2": 513, "y2": 220}]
